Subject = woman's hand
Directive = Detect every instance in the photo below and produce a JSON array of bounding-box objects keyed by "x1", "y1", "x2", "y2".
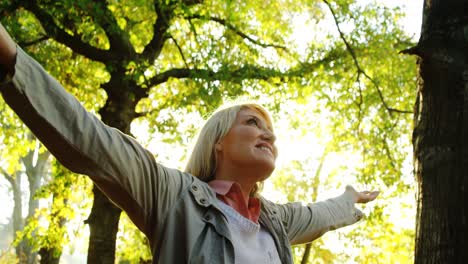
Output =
[
  {"x1": 0, "y1": 22, "x2": 17, "y2": 72},
  {"x1": 344, "y1": 185, "x2": 380, "y2": 203}
]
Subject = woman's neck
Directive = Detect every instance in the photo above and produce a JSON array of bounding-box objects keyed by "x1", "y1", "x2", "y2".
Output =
[{"x1": 214, "y1": 170, "x2": 258, "y2": 201}]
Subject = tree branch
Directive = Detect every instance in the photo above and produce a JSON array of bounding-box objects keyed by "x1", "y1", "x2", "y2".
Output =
[
  {"x1": 18, "y1": 35, "x2": 49, "y2": 47},
  {"x1": 169, "y1": 35, "x2": 189, "y2": 68},
  {"x1": 20, "y1": 150, "x2": 34, "y2": 175},
  {"x1": 323, "y1": 0, "x2": 412, "y2": 116},
  {"x1": 87, "y1": 0, "x2": 136, "y2": 59},
  {"x1": 138, "y1": 64, "x2": 289, "y2": 116},
  {"x1": 0, "y1": 1, "x2": 20, "y2": 17},
  {"x1": 146, "y1": 47, "x2": 344, "y2": 87},
  {"x1": 36, "y1": 150, "x2": 51, "y2": 174},
  {"x1": 141, "y1": 2, "x2": 174, "y2": 62},
  {"x1": 0, "y1": 166, "x2": 14, "y2": 184},
  {"x1": 22, "y1": 2, "x2": 115, "y2": 63},
  {"x1": 399, "y1": 45, "x2": 422, "y2": 56},
  {"x1": 186, "y1": 14, "x2": 288, "y2": 50},
  {"x1": 382, "y1": 133, "x2": 396, "y2": 169}
]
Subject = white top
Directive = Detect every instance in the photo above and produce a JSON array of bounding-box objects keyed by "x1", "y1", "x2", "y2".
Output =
[{"x1": 217, "y1": 201, "x2": 282, "y2": 264}]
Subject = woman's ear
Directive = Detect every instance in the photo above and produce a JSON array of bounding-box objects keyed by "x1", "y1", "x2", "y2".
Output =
[{"x1": 215, "y1": 141, "x2": 223, "y2": 151}]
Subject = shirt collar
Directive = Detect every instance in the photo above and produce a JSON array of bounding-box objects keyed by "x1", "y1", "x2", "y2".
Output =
[
  {"x1": 208, "y1": 180, "x2": 261, "y2": 223},
  {"x1": 208, "y1": 180, "x2": 237, "y2": 195}
]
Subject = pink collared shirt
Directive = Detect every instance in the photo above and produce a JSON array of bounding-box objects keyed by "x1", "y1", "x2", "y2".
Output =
[{"x1": 208, "y1": 180, "x2": 261, "y2": 223}]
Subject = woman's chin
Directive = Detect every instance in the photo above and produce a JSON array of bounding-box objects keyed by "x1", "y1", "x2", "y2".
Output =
[{"x1": 257, "y1": 162, "x2": 275, "y2": 180}]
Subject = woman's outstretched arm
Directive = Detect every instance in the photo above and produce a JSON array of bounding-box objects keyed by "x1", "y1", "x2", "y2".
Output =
[
  {"x1": 0, "y1": 23, "x2": 191, "y2": 235},
  {"x1": 266, "y1": 185, "x2": 379, "y2": 245},
  {"x1": 0, "y1": 23, "x2": 17, "y2": 74}
]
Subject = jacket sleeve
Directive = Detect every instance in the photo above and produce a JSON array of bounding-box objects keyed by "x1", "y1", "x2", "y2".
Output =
[
  {"x1": 0, "y1": 47, "x2": 192, "y2": 235},
  {"x1": 272, "y1": 190, "x2": 363, "y2": 245}
]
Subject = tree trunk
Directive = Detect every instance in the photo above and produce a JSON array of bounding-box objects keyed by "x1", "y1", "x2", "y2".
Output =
[
  {"x1": 22, "y1": 146, "x2": 50, "y2": 264},
  {"x1": 38, "y1": 197, "x2": 68, "y2": 264},
  {"x1": 412, "y1": 0, "x2": 468, "y2": 262},
  {"x1": 300, "y1": 151, "x2": 327, "y2": 264},
  {"x1": 3, "y1": 143, "x2": 51, "y2": 264},
  {"x1": 86, "y1": 186, "x2": 122, "y2": 264},
  {"x1": 301, "y1": 244, "x2": 312, "y2": 264},
  {"x1": 4, "y1": 172, "x2": 28, "y2": 263},
  {"x1": 38, "y1": 248, "x2": 61, "y2": 264},
  {"x1": 85, "y1": 76, "x2": 146, "y2": 263}
]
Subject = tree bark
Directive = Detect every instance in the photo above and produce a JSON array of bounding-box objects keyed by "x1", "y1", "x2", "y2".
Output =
[
  {"x1": 22, "y1": 145, "x2": 50, "y2": 264},
  {"x1": 85, "y1": 75, "x2": 147, "y2": 263},
  {"x1": 3, "y1": 171, "x2": 28, "y2": 263},
  {"x1": 38, "y1": 248, "x2": 61, "y2": 264},
  {"x1": 412, "y1": 0, "x2": 468, "y2": 262},
  {"x1": 301, "y1": 244, "x2": 312, "y2": 264},
  {"x1": 38, "y1": 197, "x2": 67, "y2": 264},
  {"x1": 86, "y1": 186, "x2": 122, "y2": 264},
  {"x1": 300, "y1": 151, "x2": 327, "y2": 264},
  {"x1": 11, "y1": 174, "x2": 31, "y2": 264}
]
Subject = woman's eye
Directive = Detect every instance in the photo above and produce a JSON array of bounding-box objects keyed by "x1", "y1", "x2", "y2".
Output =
[{"x1": 247, "y1": 118, "x2": 259, "y2": 126}]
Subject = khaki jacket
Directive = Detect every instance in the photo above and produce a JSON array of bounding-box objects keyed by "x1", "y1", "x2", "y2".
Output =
[{"x1": 0, "y1": 47, "x2": 363, "y2": 263}]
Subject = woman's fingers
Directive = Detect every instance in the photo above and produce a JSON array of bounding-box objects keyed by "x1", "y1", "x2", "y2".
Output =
[
  {"x1": 357, "y1": 190, "x2": 380, "y2": 203},
  {"x1": 345, "y1": 185, "x2": 380, "y2": 203}
]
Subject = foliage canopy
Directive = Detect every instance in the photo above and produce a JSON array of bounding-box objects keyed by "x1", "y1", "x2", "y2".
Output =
[{"x1": 0, "y1": 0, "x2": 417, "y2": 262}]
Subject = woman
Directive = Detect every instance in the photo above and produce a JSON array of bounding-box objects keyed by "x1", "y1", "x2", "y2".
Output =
[{"x1": 0, "y1": 23, "x2": 378, "y2": 263}]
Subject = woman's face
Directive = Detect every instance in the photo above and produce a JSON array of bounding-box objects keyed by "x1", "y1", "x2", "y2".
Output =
[{"x1": 215, "y1": 107, "x2": 278, "y2": 179}]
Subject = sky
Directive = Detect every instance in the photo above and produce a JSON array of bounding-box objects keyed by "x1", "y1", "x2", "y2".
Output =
[{"x1": 383, "y1": 0, "x2": 423, "y2": 38}]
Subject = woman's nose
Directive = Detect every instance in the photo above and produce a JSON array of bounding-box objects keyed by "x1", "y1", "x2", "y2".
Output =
[{"x1": 262, "y1": 129, "x2": 276, "y2": 143}]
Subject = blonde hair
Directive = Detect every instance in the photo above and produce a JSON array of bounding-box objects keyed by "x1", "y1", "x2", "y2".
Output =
[{"x1": 184, "y1": 103, "x2": 273, "y2": 196}]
